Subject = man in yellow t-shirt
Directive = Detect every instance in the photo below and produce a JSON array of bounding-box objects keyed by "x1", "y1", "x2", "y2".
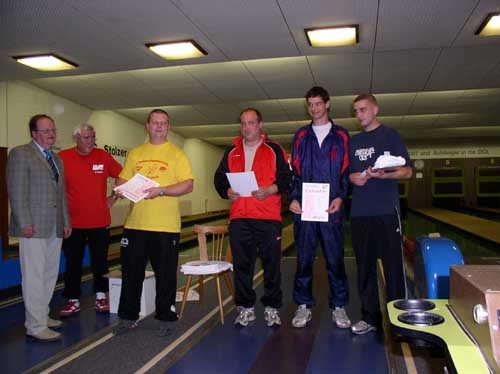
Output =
[{"x1": 113, "y1": 109, "x2": 194, "y2": 336}]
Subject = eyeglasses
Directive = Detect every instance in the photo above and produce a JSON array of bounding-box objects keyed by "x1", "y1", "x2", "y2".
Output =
[
  {"x1": 149, "y1": 121, "x2": 169, "y2": 126},
  {"x1": 36, "y1": 128, "x2": 57, "y2": 134}
]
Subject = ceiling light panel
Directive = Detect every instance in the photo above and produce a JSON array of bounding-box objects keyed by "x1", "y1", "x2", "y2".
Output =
[
  {"x1": 305, "y1": 25, "x2": 359, "y2": 47},
  {"x1": 13, "y1": 54, "x2": 77, "y2": 71},
  {"x1": 147, "y1": 40, "x2": 207, "y2": 60},
  {"x1": 476, "y1": 13, "x2": 500, "y2": 37}
]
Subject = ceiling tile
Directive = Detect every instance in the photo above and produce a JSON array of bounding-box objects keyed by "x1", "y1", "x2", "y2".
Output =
[
  {"x1": 183, "y1": 62, "x2": 267, "y2": 102},
  {"x1": 376, "y1": 0, "x2": 476, "y2": 50},
  {"x1": 244, "y1": 57, "x2": 314, "y2": 98},
  {"x1": 308, "y1": 54, "x2": 371, "y2": 96},
  {"x1": 171, "y1": 0, "x2": 298, "y2": 60},
  {"x1": 373, "y1": 49, "x2": 440, "y2": 93},
  {"x1": 426, "y1": 45, "x2": 500, "y2": 91}
]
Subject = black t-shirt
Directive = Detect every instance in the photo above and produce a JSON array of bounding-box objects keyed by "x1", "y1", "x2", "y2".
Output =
[{"x1": 348, "y1": 125, "x2": 412, "y2": 217}]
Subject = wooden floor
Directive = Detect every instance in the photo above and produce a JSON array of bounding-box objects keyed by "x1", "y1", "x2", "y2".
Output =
[{"x1": 412, "y1": 207, "x2": 500, "y2": 245}]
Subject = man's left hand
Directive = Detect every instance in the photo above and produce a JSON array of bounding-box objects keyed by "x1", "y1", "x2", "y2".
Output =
[
  {"x1": 144, "y1": 186, "x2": 163, "y2": 199},
  {"x1": 251, "y1": 185, "x2": 277, "y2": 201},
  {"x1": 326, "y1": 197, "x2": 343, "y2": 214}
]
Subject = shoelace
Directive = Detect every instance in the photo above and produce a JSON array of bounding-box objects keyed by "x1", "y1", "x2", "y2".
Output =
[
  {"x1": 240, "y1": 309, "x2": 251, "y2": 318},
  {"x1": 296, "y1": 309, "x2": 309, "y2": 318}
]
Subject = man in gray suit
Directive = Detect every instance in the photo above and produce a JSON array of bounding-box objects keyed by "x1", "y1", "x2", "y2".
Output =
[{"x1": 7, "y1": 114, "x2": 72, "y2": 342}]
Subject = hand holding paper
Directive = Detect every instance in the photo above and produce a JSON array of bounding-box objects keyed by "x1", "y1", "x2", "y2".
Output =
[
  {"x1": 113, "y1": 173, "x2": 160, "y2": 203},
  {"x1": 301, "y1": 183, "x2": 330, "y2": 222},
  {"x1": 226, "y1": 172, "x2": 259, "y2": 197}
]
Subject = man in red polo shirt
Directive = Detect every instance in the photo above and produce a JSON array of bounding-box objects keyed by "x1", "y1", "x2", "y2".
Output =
[{"x1": 59, "y1": 123, "x2": 122, "y2": 316}]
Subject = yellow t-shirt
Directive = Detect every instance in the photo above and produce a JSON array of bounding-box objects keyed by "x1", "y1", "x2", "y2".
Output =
[{"x1": 120, "y1": 142, "x2": 193, "y2": 233}]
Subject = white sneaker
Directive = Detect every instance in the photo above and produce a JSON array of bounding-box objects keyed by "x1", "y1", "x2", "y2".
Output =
[
  {"x1": 264, "y1": 307, "x2": 281, "y2": 327},
  {"x1": 332, "y1": 307, "x2": 351, "y2": 328},
  {"x1": 351, "y1": 320, "x2": 376, "y2": 335},
  {"x1": 47, "y1": 317, "x2": 62, "y2": 329},
  {"x1": 234, "y1": 307, "x2": 256, "y2": 326},
  {"x1": 27, "y1": 328, "x2": 61, "y2": 342},
  {"x1": 292, "y1": 304, "x2": 312, "y2": 328}
]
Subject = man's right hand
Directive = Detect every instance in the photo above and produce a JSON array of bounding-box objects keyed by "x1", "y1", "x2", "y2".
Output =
[
  {"x1": 21, "y1": 225, "x2": 35, "y2": 238},
  {"x1": 289, "y1": 199, "x2": 303, "y2": 214},
  {"x1": 227, "y1": 188, "x2": 240, "y2": 201}
]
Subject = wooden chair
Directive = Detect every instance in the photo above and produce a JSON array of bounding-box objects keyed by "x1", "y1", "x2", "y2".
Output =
[{"x1": 179, "y1": 224, "x2": 234, "y2": 324}]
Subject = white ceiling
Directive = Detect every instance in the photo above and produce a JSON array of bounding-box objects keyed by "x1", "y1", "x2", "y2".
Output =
[{"x1": 1, "y1": 0, "x2": 500, "y2": 147}]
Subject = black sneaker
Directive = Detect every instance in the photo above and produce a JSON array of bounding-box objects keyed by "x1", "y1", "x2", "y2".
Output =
[
  {"x1": 156, "y1": 321, "x2": 171, "y2": 337},
  {"x1": 112, "y1": 319, "x2": 138, "y2": 336}
]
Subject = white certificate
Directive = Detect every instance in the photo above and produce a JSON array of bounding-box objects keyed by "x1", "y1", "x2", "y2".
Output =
[
  {"x1": 301, "y1": 183, "x2": 330, "y2": 222},
  {"x1": 113, "y1": 173, "x2": 160, "y2": 203},
  {"x1": 226, "y1": 172, "x2": 259, "y2": 197}
]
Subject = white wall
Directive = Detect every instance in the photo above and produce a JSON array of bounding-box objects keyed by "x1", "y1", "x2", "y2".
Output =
[
  {"x1": 1, "y1": 81, "x2": 147, "y2": 152},
  {"x1": 183, "y1": 138, "x2": 230, "y2": 216},
  {"x1": 4, "y1": 81, "x2": 90, "y2": 150},
  {"x1": 1, "y1": 81, "x2": 229, "y2": 232}
]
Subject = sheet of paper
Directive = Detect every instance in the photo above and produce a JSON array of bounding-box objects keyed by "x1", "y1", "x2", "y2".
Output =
[
  {"x1": 113, "y1": 173, "x2": 159, "y2": 203},
  {"x1": 301, "y1": 183, "x2": 330, "y2": 222},
  {"x1": 226, "y1": 171, "x2": 259, "y2": 197}
]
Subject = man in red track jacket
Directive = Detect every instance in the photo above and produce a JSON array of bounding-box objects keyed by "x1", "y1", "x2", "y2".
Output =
[{"x1": 214, "y1": 108, "x2": 291, "y2": 327}]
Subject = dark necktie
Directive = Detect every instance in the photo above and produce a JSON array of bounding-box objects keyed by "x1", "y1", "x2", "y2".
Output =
[{"x1": 43, "y1": 150, "x2": 59, "y2": 182}]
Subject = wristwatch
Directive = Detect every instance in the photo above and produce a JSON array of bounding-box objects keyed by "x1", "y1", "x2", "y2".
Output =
[{"x1": 159, "y1": 189, "x2": 165, "y2": 197}]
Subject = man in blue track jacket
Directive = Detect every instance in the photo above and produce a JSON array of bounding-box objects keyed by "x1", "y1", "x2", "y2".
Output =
[{"x1": 289, "y1": 87, "x2": 351, "y2": 329}]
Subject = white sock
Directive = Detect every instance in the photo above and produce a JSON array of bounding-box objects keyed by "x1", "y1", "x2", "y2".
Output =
[{"x1": 96, "y1": 292, "x2": 106, "y2": 300}]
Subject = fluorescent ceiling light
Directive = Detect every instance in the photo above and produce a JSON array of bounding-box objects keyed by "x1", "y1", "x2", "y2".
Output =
[
  {"x1": 305, "y1": 25, "x2": 359, "y2": 47},
  {"x1": 476, "y1": 13, "x2": 500, "y2": 36},
  {"x1": 147, "y1": 40, "x2": 207, "y2": 60},
  {"x1": 13, "y1": 54, "x2": 77, "y2": 71}
]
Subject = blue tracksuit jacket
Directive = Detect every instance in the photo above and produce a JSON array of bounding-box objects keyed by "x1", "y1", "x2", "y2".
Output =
[{"x1": 290, "y1": 120, "x2": 350, "y2": 308}]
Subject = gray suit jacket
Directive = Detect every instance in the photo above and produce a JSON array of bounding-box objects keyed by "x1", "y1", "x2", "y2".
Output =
[{"x1": 7, "y1": 141, "x2": 71, "y2": 238}]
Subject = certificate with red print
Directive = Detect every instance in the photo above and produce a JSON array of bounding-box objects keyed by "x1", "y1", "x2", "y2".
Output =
[
  {"x1": 114, "y1": 173, "x2": 159, "y2": 203},
  {"x1": 301, "y1": 183, "x2": 329, "y2": 222}
]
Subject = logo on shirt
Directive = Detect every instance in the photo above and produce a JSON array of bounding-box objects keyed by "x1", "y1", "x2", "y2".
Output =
[
  {"x1": 120, "y1": 237, "x2": 129, "y2": 247},
  {"x1": 136, "y1": 160, "x2": 168, "y2": 179},
  {"x1": 92, "y1": 164, "x2": 104, "y2": 173},
  {"x1": 354, "y1": 147, "x2": 375, "y2": 161},
  {"x1": 330, "y1": 150, "x2": 337, "y2": 160}
]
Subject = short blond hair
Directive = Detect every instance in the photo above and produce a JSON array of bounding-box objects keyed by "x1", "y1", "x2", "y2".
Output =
[{"x1": 353, "y1": 94, "x2": 378, "y2": 106}]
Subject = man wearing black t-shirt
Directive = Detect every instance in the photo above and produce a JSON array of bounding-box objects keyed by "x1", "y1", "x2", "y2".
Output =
[{"x1": 348, "y1": 94, "x2": 413, "y2": 335}]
